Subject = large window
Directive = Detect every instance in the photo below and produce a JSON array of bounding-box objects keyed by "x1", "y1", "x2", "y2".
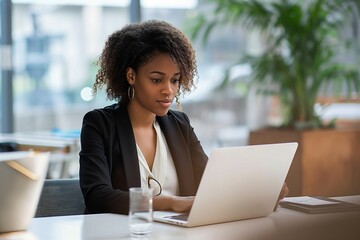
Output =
[
  {"x1": 11, "y1": 1, "x2": 129, "y2": 131},
  {"x1": 1, "y1": 0, "x2": 359, "y2": 154},
  {"x1": 2, "y1": 0, "x2": 253, "y2": 153}
]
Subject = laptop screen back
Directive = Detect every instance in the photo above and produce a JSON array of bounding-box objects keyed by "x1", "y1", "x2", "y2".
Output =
[{"x1": 186, "y1": 142, "x2": 298, "y2": 227}]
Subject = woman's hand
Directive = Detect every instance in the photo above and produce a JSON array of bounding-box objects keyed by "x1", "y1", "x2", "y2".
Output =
[
  {"x1": 170, "y1": 196, "x2": 194, "y2": 212},
  {"x1": 274, "y1": 182, "x2": 289, "y2": 211},
  {"x1": 153, "y1": 195, "x2": 194, "y2": 213}
]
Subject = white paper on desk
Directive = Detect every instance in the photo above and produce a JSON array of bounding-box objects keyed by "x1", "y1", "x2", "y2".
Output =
[{"x1": 282, "y1": 196, "x2": 341, "y2": 206}]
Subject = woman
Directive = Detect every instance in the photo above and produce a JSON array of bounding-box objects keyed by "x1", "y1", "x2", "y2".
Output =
[
  {"x1": 79, "y1": 20, "x2": 287, "y2": 215},
  {"x1": 80, "y1": 20, "x2": 207, "y2": 215}
]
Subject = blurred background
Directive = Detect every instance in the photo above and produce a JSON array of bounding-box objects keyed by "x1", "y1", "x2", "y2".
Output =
[{"x1": 1, "y1": 0, "x2": 359, "y2": 184}]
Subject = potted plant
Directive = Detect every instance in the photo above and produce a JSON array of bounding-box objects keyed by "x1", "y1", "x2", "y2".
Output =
[
  {"x1": 188, "y1": 0, "x2": 360, "y2": 196},
  {"x1": 189, "y1": 0, "x2": 359, "y2": 129}
]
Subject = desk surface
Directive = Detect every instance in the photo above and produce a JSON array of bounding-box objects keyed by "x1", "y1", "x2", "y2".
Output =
[{"x1": 1, "y1": 196, "x2": 360, "y2": 240}]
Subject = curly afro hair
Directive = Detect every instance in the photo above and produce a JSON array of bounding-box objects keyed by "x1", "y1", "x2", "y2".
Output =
[{"x1": 93, "y1": 19, "x2": 198, "y2": 104}]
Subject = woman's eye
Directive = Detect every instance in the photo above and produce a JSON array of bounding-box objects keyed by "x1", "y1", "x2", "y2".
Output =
[
  {"x1": 151, "y1": 79, "x2": 161, "y2": 83},
  {"x1": 172, "y1": 79, "x2": 180, "y2": 84}
]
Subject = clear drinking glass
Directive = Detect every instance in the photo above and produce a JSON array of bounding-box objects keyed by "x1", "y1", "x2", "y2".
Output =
[{"x1": 128, "y1": 187, "x2": 153, "y2": 238}]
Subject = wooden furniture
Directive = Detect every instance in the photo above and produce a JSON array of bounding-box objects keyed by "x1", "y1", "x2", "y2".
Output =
[
  {"x1": 0, "y1": 196, "x2": 358, "y2": 240},
  {"x1": 249, "y1": 128, "x2": 360, "y2": 197}
]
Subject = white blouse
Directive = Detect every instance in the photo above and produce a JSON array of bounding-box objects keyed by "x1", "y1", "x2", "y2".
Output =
[{"x1": 136, "y1": 120, "x2": 179, "y2": 196}]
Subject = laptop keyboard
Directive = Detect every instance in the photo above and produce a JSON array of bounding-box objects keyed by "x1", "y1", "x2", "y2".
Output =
[{"x1": 166, "y1": 214, "x2": 189, "y2": 221}]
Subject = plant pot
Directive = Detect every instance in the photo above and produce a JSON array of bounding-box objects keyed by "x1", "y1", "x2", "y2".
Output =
[{"x1": 249, "y1": 128, "x2": 360, "y2": 197}]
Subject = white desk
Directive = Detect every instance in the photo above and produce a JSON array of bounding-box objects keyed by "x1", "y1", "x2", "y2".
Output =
[
  {"x1": 0, "y1": 133, "x2": 79, "y2": 178},
  {"x1": 1, "y1": 196, "x2": 360, "y2": 240}
]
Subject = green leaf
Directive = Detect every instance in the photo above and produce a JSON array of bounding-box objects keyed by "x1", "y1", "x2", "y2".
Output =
[{"x1": 187, "y1": 0, "x2": 360, "y2": 128}]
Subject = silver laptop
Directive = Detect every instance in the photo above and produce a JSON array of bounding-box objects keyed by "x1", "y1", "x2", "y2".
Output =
[
  {"x1": 0, "y1": 151, "x2": 49, "y2": 233},
  {"x1": 153, "y1": 142, "x2": 298, "y2": 227}
]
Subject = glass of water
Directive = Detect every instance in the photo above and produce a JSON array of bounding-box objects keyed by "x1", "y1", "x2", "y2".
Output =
[{"x1": 129, "y1": 187, "x2": 153, "y2": 238}]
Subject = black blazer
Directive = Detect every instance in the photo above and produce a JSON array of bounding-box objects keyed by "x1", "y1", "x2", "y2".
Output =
[{"x1": 79, "y1": 103, "x2": 208, "y2": 214}]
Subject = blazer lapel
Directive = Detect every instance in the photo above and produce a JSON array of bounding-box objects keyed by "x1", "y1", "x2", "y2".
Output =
[
  {"x1": 157, "y1": 114, "x2": 196, "y2": 196},
  {"x1": 114, "y1": 104, "x2": 141, "y2": 188}
]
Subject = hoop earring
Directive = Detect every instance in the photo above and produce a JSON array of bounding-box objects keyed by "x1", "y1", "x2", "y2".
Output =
[
  {"x1": 175, "y1": 95, "x2": 182, "y2": 111},
  {"x1": 128, "y1": 85, "x2": 135, "y2": 100}
]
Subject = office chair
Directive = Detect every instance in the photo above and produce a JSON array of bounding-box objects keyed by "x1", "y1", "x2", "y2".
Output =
[{"x1": 35, "y1": 178, "x2": 85, "y2": 217}]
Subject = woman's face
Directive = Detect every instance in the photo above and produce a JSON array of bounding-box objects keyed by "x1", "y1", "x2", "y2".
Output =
[{"x1": 127, "y1": 52, "x2": 180, "y2": 116}]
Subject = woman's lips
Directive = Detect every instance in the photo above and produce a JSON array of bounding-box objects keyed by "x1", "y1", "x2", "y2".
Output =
[{"x1": 157, "y1": 99, "x2": 173, "y2": 108}]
